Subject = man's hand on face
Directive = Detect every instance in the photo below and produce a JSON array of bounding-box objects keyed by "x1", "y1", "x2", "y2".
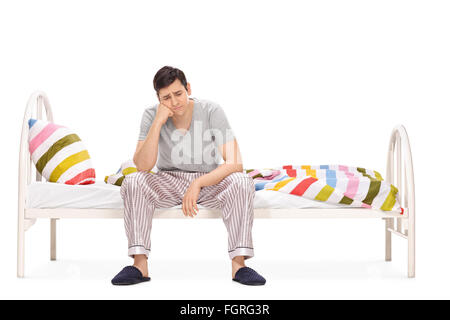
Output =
[
  {"x1": 182, "y1": 180, "x2": 201, "y2": 218},
  {"x1": 154, "y1": 102, "x2": 174, "y2": 125}
]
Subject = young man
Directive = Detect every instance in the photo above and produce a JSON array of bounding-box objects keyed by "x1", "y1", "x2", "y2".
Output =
[{"x1": 111, "y1": 66, "x2": 266, "y2": 286}]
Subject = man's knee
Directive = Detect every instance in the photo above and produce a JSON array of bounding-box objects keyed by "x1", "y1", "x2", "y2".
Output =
[
  {"x1": 227, "y1": 172, "x2": 255, "y2": 194},
  {"x1": 120, "y1": 171, "x2": 155, "y2": 197}
]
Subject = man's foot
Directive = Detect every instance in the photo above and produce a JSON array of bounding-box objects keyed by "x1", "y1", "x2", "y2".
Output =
[
  {"x1": 111, "y1": 266, "x2": 151, "y2": 285},
  {"x1": 232, "y1": 267, "x2": 266, "y2": 286},
  {"x1": 231, "y1": 256, "x2": 266, "y2": 285}
]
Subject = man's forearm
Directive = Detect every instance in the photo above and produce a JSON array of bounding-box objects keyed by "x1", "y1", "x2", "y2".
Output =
[
  {"x1": 194, "y1": 162, "x2": 244, "y2": 188},
  {"x1": 134, "y1": 121, "x2": 164, "y2": 171}
]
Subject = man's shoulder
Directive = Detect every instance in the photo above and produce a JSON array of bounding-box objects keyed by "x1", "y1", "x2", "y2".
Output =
[{"x1": 195, "y1": 98, "x2": 222, "y2": 113}]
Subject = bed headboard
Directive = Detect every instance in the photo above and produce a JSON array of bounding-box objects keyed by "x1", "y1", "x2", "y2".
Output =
[{"x1": 18, "y1": 91, "x2": 54, "y2": 189}]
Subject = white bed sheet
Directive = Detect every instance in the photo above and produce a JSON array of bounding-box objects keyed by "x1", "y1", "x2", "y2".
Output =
[{"x1": 26, "y1": 181, "x2": 354, "y2": 210}]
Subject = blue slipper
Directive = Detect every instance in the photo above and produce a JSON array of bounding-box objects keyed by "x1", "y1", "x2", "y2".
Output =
[
  {"x1": 111, "y1": 266, "x2": 150, "y2": 285},
  {"x1": 232, "y1": 267, "x2": 266, "y2": 286}
]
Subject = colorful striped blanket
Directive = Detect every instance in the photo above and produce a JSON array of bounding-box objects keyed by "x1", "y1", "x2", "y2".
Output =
[
  {"x1": 245, "y1": 165, "x2": 401, "y2": 211},
  {"x1": 105, "y1": 161, "x2": 401, "y2": 212}
]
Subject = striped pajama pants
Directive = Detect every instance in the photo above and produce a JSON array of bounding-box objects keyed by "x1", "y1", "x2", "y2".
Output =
[{"x1": 120, "y1": 170, "x2": 255, "y2": 260}]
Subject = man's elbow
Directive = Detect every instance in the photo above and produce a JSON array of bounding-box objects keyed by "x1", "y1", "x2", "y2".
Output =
[
  {"x1": 136, "y1": 165, "x2": 148, "y2": 172},
  {"x1": 133, "y1": 156, "x2": 142, "y2": 171},
  {"x1": 136, "y1": 163, "x2": 153, "y2": 172},
  {"x1": 133, "y1": 157, "x2": 153, "y2": 172},
  {"x1": 234, "y1": 163, "x2": 244, "y2": 173}
]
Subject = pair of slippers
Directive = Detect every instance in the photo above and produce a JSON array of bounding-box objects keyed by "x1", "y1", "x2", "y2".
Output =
[{"x1": 111, "y1": 265, "x2": 266, "y2": 286}]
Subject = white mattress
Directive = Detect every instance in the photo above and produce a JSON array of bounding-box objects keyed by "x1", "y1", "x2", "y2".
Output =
[{"x1": 26, "y1": 181, "x2": 352, "y2": 210}]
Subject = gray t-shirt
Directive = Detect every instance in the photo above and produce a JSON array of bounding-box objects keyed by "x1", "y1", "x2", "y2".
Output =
[{"x1": 138, "y1": 97, "x2": 236, "y2": 172}]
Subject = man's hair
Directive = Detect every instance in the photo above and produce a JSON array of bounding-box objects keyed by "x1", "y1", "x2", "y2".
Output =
[{"x1": 153, "y1": 66, "x2": 188, "y2": 96}]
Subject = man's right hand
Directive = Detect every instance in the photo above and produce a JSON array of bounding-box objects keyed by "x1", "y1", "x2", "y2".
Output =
[{"x1": 154, "y1": 103, "x2": 174, "y2": 125}]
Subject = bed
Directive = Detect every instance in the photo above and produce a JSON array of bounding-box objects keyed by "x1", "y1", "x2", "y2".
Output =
[{"x1": 17, "y1": 91, "x2": 416, "y2": 278}]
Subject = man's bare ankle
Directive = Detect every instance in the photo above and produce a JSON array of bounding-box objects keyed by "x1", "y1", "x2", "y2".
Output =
[
  {"x1": 133, "y1": 255, "x2": 149, "y2": 276},
  {"x1": 231, "y1": 256, "x2": 246, "y2": 278}
]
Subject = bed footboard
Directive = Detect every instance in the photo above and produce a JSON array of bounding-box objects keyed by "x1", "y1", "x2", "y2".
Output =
[{"x1": 385, "y1": 125, "x2": 416, "y2": 278}]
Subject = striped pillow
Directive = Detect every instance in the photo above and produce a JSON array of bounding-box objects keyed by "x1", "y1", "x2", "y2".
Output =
[{"x1": 28, "y1": 119, "x2": 96, "y2": 185}]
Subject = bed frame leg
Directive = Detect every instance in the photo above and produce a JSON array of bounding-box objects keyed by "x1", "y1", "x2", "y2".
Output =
[
  {"x1": 385, "y1": 218, "x2": 393, "y2": 261},
  {"x1": 50, "y1": 219, "x2": 57, "y2": 261},
  {"x1": 408, "y1": 237, "x2": 415, "y2": 278},
  {"x1": 408, "y1": 218, "x2": 415, "y2": 278},
  {"x1": 17, "y1": 221, "x2": 25, "y2": 278}
]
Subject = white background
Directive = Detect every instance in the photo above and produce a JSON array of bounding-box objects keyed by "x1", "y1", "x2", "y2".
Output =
[{"x1": 1, "y1": 0, "x2": 449, "y2": 299}]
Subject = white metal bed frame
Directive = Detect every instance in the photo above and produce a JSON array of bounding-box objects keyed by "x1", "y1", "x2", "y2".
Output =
[{"x1": 17, "y1": 91, "x2": 416, "y2": 278}]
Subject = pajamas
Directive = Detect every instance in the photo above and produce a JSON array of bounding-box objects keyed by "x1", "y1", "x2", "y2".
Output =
[{"x1": 120, "y1": 170, "x2": 255, "y2": 260}]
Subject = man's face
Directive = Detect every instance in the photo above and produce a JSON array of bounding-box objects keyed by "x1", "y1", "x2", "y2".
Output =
[{"x1": 158, "y1": 79, "x2": 191, "y2": 116}]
